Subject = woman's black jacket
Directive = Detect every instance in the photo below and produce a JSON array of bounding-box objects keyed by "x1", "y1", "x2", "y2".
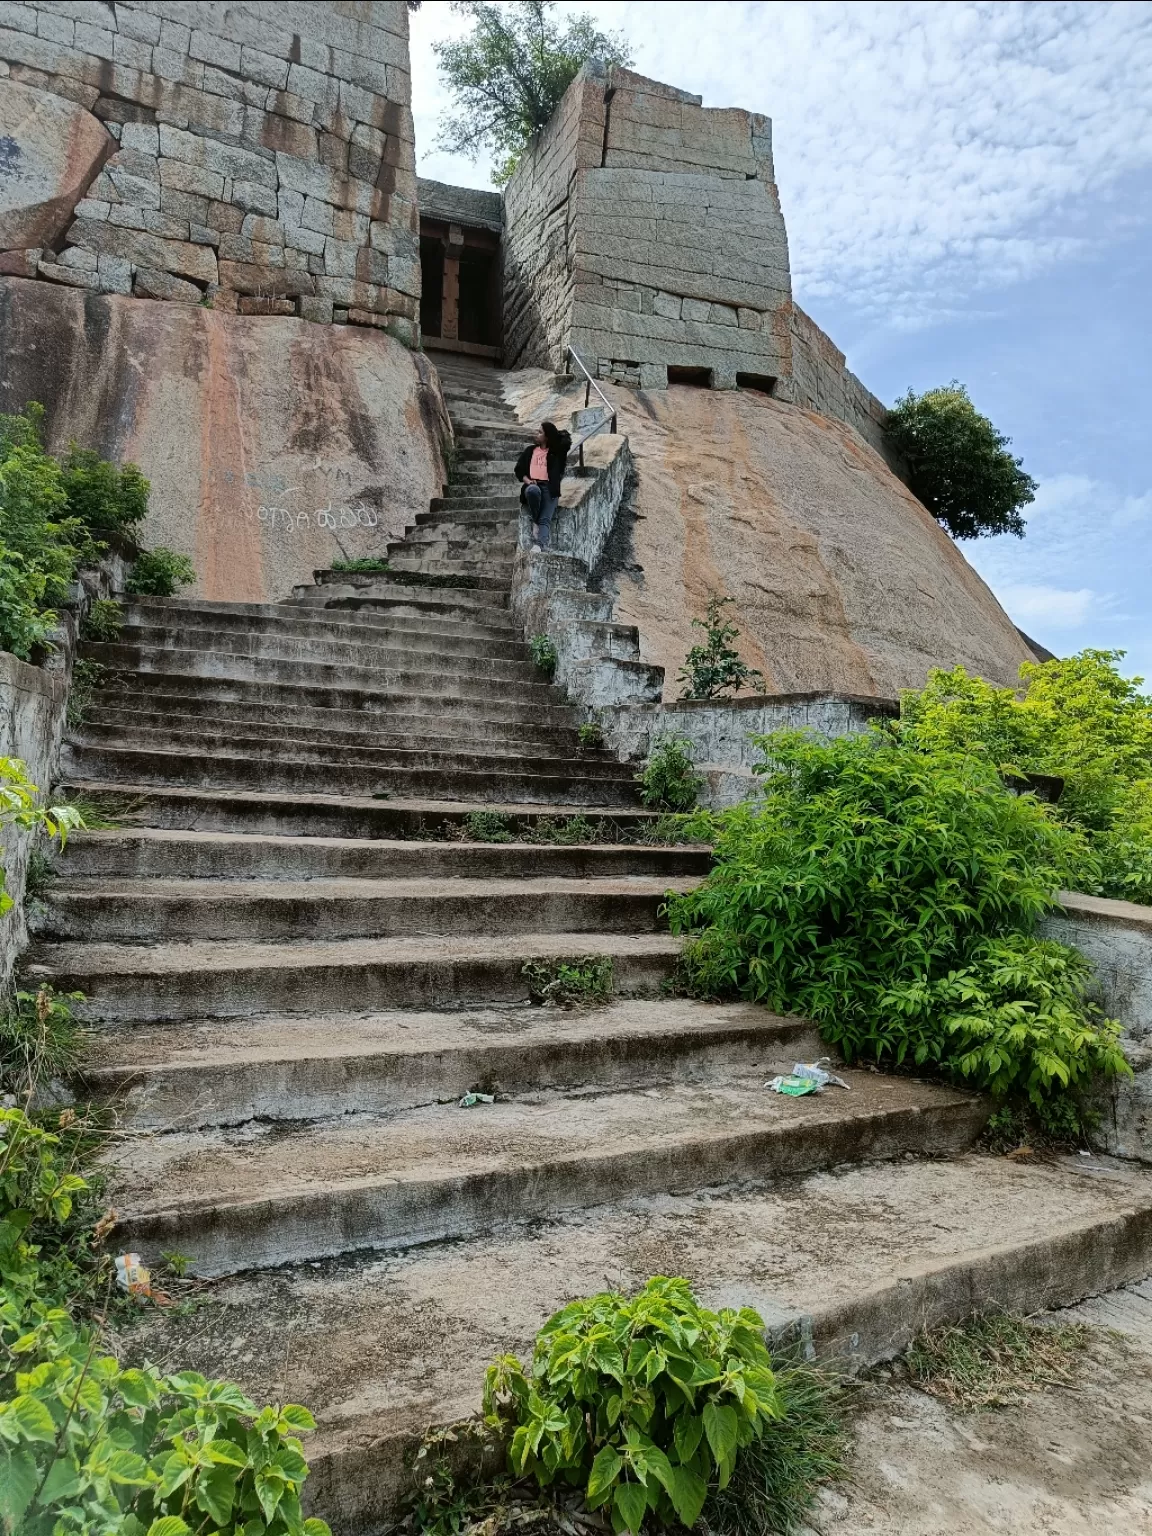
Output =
[{"x1": 514, "y1": 432, "x2": 571, "y2": 498}]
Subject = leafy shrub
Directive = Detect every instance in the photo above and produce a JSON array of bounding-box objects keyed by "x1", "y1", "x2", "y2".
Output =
[
  {"x1": 529, "y1": 634, "x2": 558, "y2": 680},
  {"x1": 884, "y1": 382, "x2": 1036, "y2": 540},
  {"x1": 81, "y1": 598, "x2": 123, "y2": 642},
  {"x1": 528, "y1": 814, "x2": 599, "y2": 845},
  {"x1": 668, "y1": 729, "x2": 1127, "y2": 1114},
  {"x1": 330, "y1": 557, "x2": 391, "y2": 573},
  {"x1": 483, "y1": 1277, "x2": 783, "y2": 1533},
  {"x1": 636, "y1": 738, "x2": 703, "y2": 812},
  {"x1": 0, "y1": 1107, "x2": 332, "y2": 1536},
  {"x1": 125, "y1": 548, "x2": 196, "y2": 598},
  {"x1": 0, "y1": 549, "x2": 56, "y2": 660},
  {"x1": 0, "y1": 757, "x2": 82, "y2": 916},
  {"x1": 897, "y1": 651, "x2": 1152, "y2": 901},
  {"x1": 67, "y1": 658, "x2": 108, "y2": 728},
  {"x1": 578, "y1": 721, "x2": 604, "y2": 751},
  {"x1": 521, "y1": 956, "x2": 613, "y2": 1007},
  {"x1": 677, "y1": 595, "x2": 764, "y2": 701},
  {"x1": 465, "y1": 810, "x2": 515, "y2": 843},
  {"x1": 61, "y1": 447, "x2": 149, "y2": 537}
]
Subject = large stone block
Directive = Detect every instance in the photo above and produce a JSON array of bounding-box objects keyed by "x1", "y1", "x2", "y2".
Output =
[
  {"x1": 64, "y1": 214, "x2": 218, "y2": 283},
  {"x1": 0, "y1": 78, "x2": 112, "y2": 248}
]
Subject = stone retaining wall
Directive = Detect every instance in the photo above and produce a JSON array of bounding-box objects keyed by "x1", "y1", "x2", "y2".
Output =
[{"x1": 0, "y1": 1, "x2": 418, "y2": 337}]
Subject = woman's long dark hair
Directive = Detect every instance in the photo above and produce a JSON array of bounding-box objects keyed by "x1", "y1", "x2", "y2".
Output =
[{"x1": 541, "y1": 420, "x2": 570, "y2": 452}]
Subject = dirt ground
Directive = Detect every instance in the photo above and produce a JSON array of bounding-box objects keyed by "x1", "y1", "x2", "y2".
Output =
[{"x1": 810, "y1": 1282, "x2": 1152, "y2": 1535}]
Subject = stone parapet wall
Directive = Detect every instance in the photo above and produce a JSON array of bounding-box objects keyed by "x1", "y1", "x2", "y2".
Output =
[
  {"x1": 787, "y1": 304, "x2": 891, "y2": 457},
  {"x1": 417, "y1": 176, "x2": 501, "y2": 232},
  {"x1": 0, "y1": 0, "x2": 419, "y2": 337}
]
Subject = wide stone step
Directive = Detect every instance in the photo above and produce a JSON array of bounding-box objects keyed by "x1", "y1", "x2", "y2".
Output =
[
  {"x1": 57, "y1": 781, "x2": 661, "y2": 840},
  {"x1": 69, "y1": 672, "x2": 580, "y2": 727},
  {"x1": 27, "y1": 930, "x2": 681, "y2": 1020},
  {"x1": 57, "y1": 829, "x2": 711, "y2": 882},
  {"x1": 123, "y1": 1152, "x2": 1152, "y2": 1530},
  {"x1": 69, "y1": 725, "x2": 631, "y2": 782},
  {"x1": 289, "y1": 590, "x2": 518, "y2": 632},
  {"x1": 103, "y1": 1069, "x2": 985, "y2": 1277},
  {"x1": 413, "y1": 510, "x2": 518, "y2": 532},
  {"x1": 77, "y1": 644, "x2": 551, "y2": 699},
  {"x1": 82, "y1": 999, "x2": 812, "y2": 1130},
  {"x1": 60, "y1": 744, "x2": 640, "y2": 806},
  {"x1": 310, "y1": 571, "x2": 511, "y2": 609},
  {"x1": 119, "y1": 602, "x2": 532, "y2": 659},
  {"x1": 386, "y1": 556, "x2": 513, "y2": 584},
  {"x1": 79, "y1": 705, "x2": 582, "y2": 756},
  {"x1": 429, "y1": 494, "x2": 520, "y2": 513},
  {"x1": 387, "y1": 537, "x2": 516, "y2": 563},
  {"x1": 79, "y1": 695, "x2": 583, "y2": 751},
  {"x1": 36, "y1": 873, "x2": 696, "y2": 942},
  {"x1": 84, "y1": 631, "x2": 540, "y2": 684}
]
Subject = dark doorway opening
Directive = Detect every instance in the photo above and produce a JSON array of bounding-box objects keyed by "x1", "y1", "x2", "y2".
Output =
[
  {"x1": 667, "y1": 365, "x2": 714, "y2": 387},
  {"x1": 419, "y1": 216, "x2": 501, "y2": 358}
]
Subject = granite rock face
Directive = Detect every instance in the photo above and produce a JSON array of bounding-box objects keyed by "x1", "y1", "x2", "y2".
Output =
[
  {"x1": 0, "y1": 78, "x2": 112, "y2": 248},
  {"x1": 0, "y1": 276, "x2": 448, "y2": 602},
  {"x1": 0, "y1": 1, "x2": 419, "y2": 337}
]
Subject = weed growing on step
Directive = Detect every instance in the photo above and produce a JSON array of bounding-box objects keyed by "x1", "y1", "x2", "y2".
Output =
[
  {"x1": 66, "y1": 658, "x2": 108, "y2": 726},
  {"x1": 54, "y1": 790, "x2": 135, "y2": 831},
  {"x1": 637, "y1": 737, "x2": 703, "y2": 812},
  {"x1": 678, "y1": 594, "x2": 765, "y2": 701},
  {"x1": 905, "y1": 1312, "x2": 1091, "y2": 1411},
  {"x1": 0, "y1": 985, "x2": 88, "y2": 1099},
  {"x1": 22, "y1": 846, "x2": 56, "y2": 903},
  {"x1": 701, "y1": 1362, "x2": 848, "y2": 1536},
  {"x1": 980, "y1": 1097, "x2": 1092, "y2": 1155},
  {"x1": 669, "y1": 729, "x2": 1128, "y2": 1121},
  {"x1": 124, "y1": 545, "x2": 196, "y2": 597},
  {"x1": 80, "y1": 597, "x2": 124, "y2": 642},
  {"x1": 529, "y1": 634, "x2": 559, "y2": 680},
  {"x1": 330, "y1": 557, "x2": 392, "y2": 573},
  {"x1": 465, "y1": 810, "x2": 516, "y2": 842},
  {"x1": 521, "y1": 956, "x2": 613, "y2": 1007},
  {"x1": 577, "y1": 721, "x2": 604, "y2": 751},
  {"x1": 485, "y1": 1277, "x2": 798, "y2": 1532},
  {"x1": 0, "y1": 756, "x2": 83, "y2": 914}
]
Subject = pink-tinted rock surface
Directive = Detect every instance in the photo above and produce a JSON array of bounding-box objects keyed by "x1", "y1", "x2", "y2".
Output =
[
  {"x1": 0, "y1": 277, "x2": 448, "y2": 602},
  {"x1": 0, "y1": 81, "x2": 112, "y2": 251}
]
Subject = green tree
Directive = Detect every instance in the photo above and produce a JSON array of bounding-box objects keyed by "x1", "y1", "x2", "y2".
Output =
[
  {"x1": 884, "y1": 382, "x2": 1036, "y2": 540},
  {"x1": 433, "y1": 0, "x2": 633, "y2": 184}
]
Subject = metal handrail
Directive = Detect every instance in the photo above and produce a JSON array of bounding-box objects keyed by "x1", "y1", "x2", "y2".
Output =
[{"x1": 564, "y1": 345, "x2": 617, "y2": 473}]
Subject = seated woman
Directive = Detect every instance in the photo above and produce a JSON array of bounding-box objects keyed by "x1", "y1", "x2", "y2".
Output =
[{"x1": 514, "y1": 420, "x2": 571, "y2": 551}]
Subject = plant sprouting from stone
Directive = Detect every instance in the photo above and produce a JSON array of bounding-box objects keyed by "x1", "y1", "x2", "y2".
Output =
[
  {"x1": 81, "y1": 598, "x2": 123, "y2": 643},
  {"x1": 578, "y1": 720, "x2": 604, "y2": 750},
  {"x1": 521, "y1": 955, "x2": 613, "y2": 1007},
  {"x1": 884, "y1": 382, "x2": 1036, "y2": 541},
  {"x1": 125, "y1": 547, "x2": 196, "y2": 598},
  {"x1": 677, "y1": 595, "x2": 765, "y2": 701},
  {"x1": 637, "y1": 737, "x2": 703, "y2": 812},
  {"x1": 530, "y1": 633, "x2": 559, "y2": 679},
  {"x1": 433, "y1": 0, "x2": 634, "y2": 184},
  {"x1": 0, "y1": 756, "x2": 83, "y2": 919}
]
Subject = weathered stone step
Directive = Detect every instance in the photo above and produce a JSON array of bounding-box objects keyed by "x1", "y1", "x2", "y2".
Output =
[
  {"x1": 127, "y1": 1152, "x2": 1152, "y2": 1530},
  {"x1": 77, "y1": 644, "x2": 555, "y2": 700},
  {"x1": 60, "y1": 743, "x2": 639, "y2": 806},
  {"x1": 310, "y1": 570, "x2": 511, "y2": 610},
  {"x1": 80, "y1": 704, "x2": 583, "y2": 756},
  {"x1": 57, "y1": 781, "x2": 660, "y2": 840},
  {"x1": 105, "y1": 1070, "x2": 985, "y2": 1277},
  {"x1": 70, "y1": 672, "x2": 580, "y2": 728},
  {"x1": 69, "y1": 725, "x2": 631, "y2": 783},
  {"x1": 58, "y1": 829, "x2": 710, "y2": 882},
  {"x1": 288, "y1": 589, "x2": 518, "y2": 631},
  {"x1": 82, "y1": 999, "x2": 812, "y2": 1129},
  {"x1": 387, "y1": 536, "x2": 516, "y2": 562},
  {"x1": 36, "y1": 873, "x2": 695, "y2": 942},
  {"x1": 413, "y1": 510, "x2": 518, "y2": 532},
  {"x1": 380, "y1": 561, "x2": 512, "y2": 591},
  {"x1": 84, "y1": 629, "x2": 540, "y2": 684},
  {"x1": 27, "y1": 930, "x2": 681, "y2": 1020},
  {"x1": 429, "y1": 493, "x2": 520, "y2": 513},
  {"x1": 79, "y1": 694, "x2": 583, "y2": 751},
  {"x1": 119, "y1": 601, "x2": 532, "y2": 658}
]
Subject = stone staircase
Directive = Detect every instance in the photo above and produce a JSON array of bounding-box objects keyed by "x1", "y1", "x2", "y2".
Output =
[{"x1": 25, "y1": 353, "x2": 1152, "y2": 1532}]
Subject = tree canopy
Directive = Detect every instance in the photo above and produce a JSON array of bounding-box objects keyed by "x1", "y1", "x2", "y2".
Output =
[
  {"x1": 433, "y1": 0, "x2": 633, "y2": 185},
  {"x1": 884, "y1": 382, "x2": 1037, "y2": 541}
]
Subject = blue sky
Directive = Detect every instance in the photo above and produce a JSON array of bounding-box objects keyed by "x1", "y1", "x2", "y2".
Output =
[{"x1": 410, "y1": 1, "x2": 1152, "y2": 683}]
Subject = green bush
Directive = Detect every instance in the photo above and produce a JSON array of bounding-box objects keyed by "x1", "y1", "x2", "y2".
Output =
[
  {"x1": 0, "y1": 1108, "x2": 332, "y2": 1536},
  {"x1": 677, "y1": 595, "x2": 764, "y2": 701},
  {"x1": 0, "y1": 756, "x2": 82, "y2": 917},
  {"x1": 81, "y1": 598, "x2": 123, "y2": 643},
  {"x1": 329, "y1": 557, "x2": 391, "y2": 573},
  {"x1": 636, "y1": 738, "x2": 703, "y2": 812},
  {"x1": 61, "y1": 447, "x2": 149, "y2": 537},
  {"x1": 521, "y1": 956, "x2": 613, "y2": 1007},
  {"x1": 578, "y1": 721, "x2": 604, "y2": 751},
  {"x1": 668, "y1": 729, "x2": 1127, "y2": 1113},
  {"x1": 465, "y1": 810, "x2": 515, "y2": 843},
  {"x1": 0, "y1": 986, "x2": 87, "y2": 1098},
  {"x1": 67, "y1": 658, "x2": 108, "y2": 728},
  {"x1": 483, "y1": 1277, "x2": 783, "y2": 1532},
  {"x1": 884, "y1": 383, "x2": 1036, "y2": 540},
  {"x1": 529, "y1": 634, "x2": 558, "y2": 680},
  {"x1": 897, "y1": 650, "x2": 1152, "y2": 901},
  {"x1": 125, "y1": 548, "x2": 196, "y2": 598}
]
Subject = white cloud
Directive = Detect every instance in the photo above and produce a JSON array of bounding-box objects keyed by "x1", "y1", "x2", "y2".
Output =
[
  {"x1": 409, "y1": 1, "x2": 1152, "y2": 324},
  {"x1": 992, "y1": 583, "x2": 1096, "y2": 628}
]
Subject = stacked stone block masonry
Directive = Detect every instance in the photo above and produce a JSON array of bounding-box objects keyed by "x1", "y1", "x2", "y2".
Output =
[{"x1": 0, "y1": 0, "x2": 419, "y2": 336}]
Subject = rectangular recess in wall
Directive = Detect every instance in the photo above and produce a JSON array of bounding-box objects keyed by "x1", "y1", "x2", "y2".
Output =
[
  {"x1": 736, "y1": 373, "x2": 777, "y2": 395},
  {"x1": 667, "y1": 366, "x2": 713, "y2": 388}
]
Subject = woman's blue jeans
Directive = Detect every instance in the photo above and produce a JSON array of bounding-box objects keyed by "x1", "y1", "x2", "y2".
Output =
[{"x1": 523, "y1": 481, "x2": 558, "y2": 547}]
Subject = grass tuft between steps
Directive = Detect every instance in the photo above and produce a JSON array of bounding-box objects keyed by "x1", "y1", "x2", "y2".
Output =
[{"x1": 905, "y1": 1312, "x2": 1092, "y2": 1411}]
